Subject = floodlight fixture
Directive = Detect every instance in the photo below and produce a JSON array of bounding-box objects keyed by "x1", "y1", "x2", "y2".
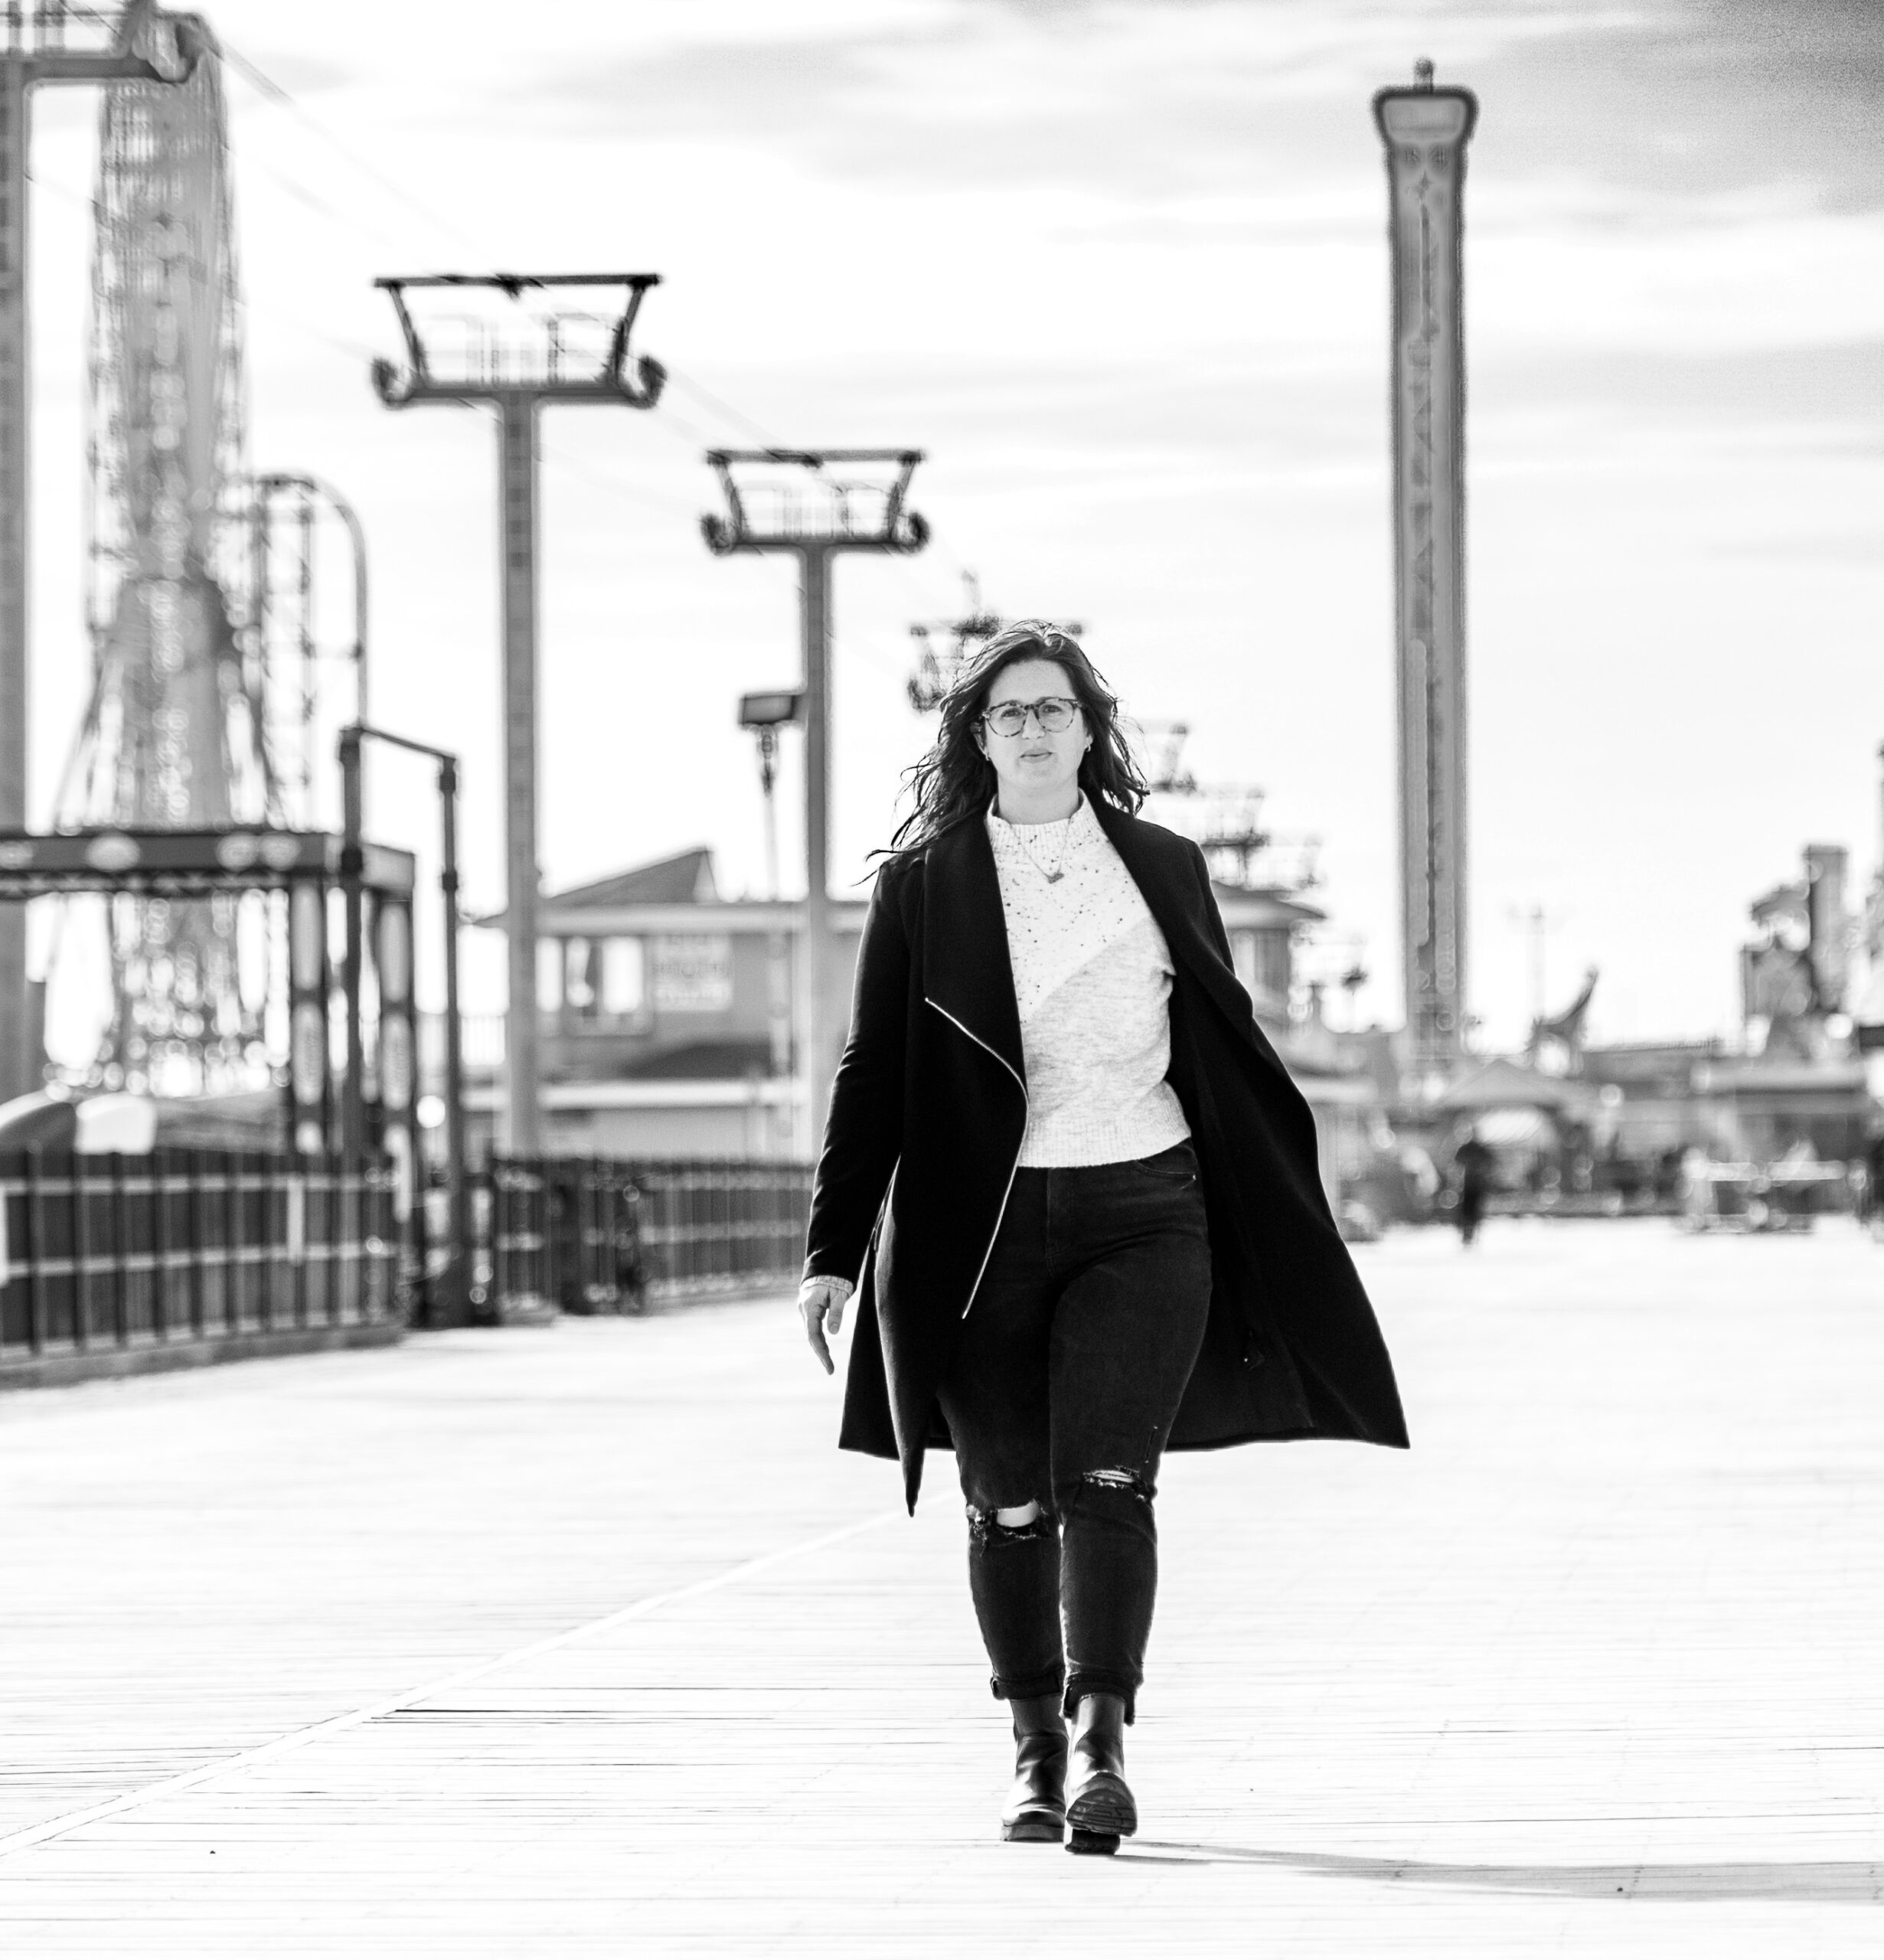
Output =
[
  {"x1": 371, "y1": 273, "x2": 665, "y2": 406},
  {"x1": 702, "y1": 449, "x2": 928, "y2": 556},
  {"x1": 739, "y1": 688, "x2": 805, "y2": 730}
]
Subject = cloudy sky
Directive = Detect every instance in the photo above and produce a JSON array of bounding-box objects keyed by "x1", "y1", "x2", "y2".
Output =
[{"x1": 21, "y1": 0, "x2": 1884, "y2": 1047}]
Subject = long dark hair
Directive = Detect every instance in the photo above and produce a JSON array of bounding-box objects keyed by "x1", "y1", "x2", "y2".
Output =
[{"x1": 881, "y1": 620, "x2": 1148, "y2": 861}]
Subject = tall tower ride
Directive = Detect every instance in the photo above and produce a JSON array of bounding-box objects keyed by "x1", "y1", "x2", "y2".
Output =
[{"x1": 1375, "y1": 61, "x2": 1477, "y2": 1076}]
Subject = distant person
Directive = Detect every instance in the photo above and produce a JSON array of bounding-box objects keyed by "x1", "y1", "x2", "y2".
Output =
[
  {"x1": 1453, "y1": 1127, "x2": 1494, "y2": 1246},
  {"x1": 1863, "y1": 1130, "x2": 1884, "y2": 1233},
  {"x1": 795, "y1": 622, "x2": 1407, "y2": 1855}
]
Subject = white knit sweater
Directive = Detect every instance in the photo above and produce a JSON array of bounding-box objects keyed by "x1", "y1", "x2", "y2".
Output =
[{"x1": 985, "y1": 796, "x2": 1191, "y2": 1168}]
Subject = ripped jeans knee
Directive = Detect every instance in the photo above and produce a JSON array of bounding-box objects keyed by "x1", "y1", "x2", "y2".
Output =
[
  {"x1": 1057, "y1": 1465, "x2": 1156, "y2": 1521},
  {"x1": 965, "y1": 1498, "x2": 1056, "y2": 1548}
]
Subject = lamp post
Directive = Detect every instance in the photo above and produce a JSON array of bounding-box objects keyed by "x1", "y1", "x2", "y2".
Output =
[
  {"x1": 740, "y1": 686, "x2": 804, "y2": 1150},
  {"x1": 338, "y1": 723, "x2": 471, "y2": 1328},
  {"x1": 703, "y1": 449, "x2": 927, "y2": 1155}
]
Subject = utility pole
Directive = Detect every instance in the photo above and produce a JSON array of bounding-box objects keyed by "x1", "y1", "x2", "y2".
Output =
[
  {"x1": 372, "y1": 273, "x2": 663, "y2": 1157},
  {"x1": 1526, "y1": 903, "x2": 1547, "y2": 1029},
  {"x1": 1375, "y1": 59, "x2": 1478, "y2": 1086},
  {"x1": 704, "y1": 450, "x2": 927, "y2": 1155},
  {"x1": 740, "y1": 688, "x2": 804, "y2": 1155},
  {"x1": 1502, "y1": 898, "x2": 1553, "y2": 1033},
  {"x1": 0, "y1": 2, "x2": 192, "y2": 1102},
  {"x1": 340, "y1": 722, "x2": 471, "y2": 1328}
]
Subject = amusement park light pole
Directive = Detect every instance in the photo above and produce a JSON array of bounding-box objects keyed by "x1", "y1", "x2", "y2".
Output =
[
  {"x1": 372, "y1": 273, "x2": 664, "y2": 1156},
  {"x1": 0, "y1": 2, "x2": 197, "y2": 1102},
  {"x1": 740, "y1": 686, "x2": 804, "y2": 1148},
  {"x1": 703, "y1": 450, "x2": 928, "y2": 1155},
  {"x1": 339, "y1": 722, "x2": 470, "y2": 1328}
]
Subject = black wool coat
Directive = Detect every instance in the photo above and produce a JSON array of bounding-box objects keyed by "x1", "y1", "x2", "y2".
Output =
[{"x1": 804, "y1": 798, "x2": 1409, "y2": 1513}]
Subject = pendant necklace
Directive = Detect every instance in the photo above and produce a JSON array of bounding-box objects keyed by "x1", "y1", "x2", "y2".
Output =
[{"x1": 1015, "y1": 816, "x2": 1073, "y2": 884}]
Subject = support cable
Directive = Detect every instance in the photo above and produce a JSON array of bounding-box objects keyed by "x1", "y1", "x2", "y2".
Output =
[
  {"x1": 219, "y1": 39, "x2": 486, "y2": 258},
  {"x1": 129, "y1": 41, "x2": 992, "y2": 628},
  {"x1": 52, "y1": 70, "x2": 991, "y2": 684}
]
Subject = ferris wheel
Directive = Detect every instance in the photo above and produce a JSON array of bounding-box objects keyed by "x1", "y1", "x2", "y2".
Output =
[{"x1": 54, "y1": 10, "x2": 272, "y2": 1094}]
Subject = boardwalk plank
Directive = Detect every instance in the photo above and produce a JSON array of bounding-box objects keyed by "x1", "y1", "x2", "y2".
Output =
[{"x1": 2, "y1": 1220, "x2": 1880, "y2": 1954}]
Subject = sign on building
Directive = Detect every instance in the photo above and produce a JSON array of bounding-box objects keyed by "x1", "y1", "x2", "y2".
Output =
[{"x1": 652, "y1": 934, "x2": 733, "y2": 1012}]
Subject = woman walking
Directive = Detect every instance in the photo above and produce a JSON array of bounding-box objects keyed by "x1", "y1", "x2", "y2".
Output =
[{"x1": 797, "y1": 622, "x2": 1407, "y2": 1854}]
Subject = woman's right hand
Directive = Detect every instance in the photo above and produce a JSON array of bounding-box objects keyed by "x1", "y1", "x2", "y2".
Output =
[{"x1": 798, "y1": 1276, "x2": 851, "y2": 1376}]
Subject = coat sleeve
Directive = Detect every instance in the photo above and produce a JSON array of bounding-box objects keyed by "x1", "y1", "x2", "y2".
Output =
[{"x1": 802, "y1": 861, "x2": 910, "y2": 1287}]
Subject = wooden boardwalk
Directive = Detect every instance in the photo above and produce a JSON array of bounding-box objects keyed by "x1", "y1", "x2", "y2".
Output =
[{"x1": 2, "y1": 1219, "x2": 1880, "y2": 1955}]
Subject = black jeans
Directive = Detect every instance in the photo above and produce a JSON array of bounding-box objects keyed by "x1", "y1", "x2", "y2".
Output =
[{"x1": 935, "y1": 1140, "x2": 1212, "y2": 1723}]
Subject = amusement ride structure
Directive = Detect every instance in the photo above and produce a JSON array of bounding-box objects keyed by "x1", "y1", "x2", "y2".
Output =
[
  {"x1": 0, "y1": 11, "x2": 1490, "y2": 1165},
  {"x1": 0, "y1": 5, "x2": 393, "y2": 1153},
  {"x1": 54, "y1": 8, "x2": 266, "y2": 1093},
  {"x1": 1376, "y1": 61, "x2": 1477, "y2": 1078}
]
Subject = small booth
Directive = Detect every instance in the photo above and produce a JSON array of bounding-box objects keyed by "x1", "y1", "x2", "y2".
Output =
[{"x1": 0, "y1": 825, "x2": 420, "y2": 1213}]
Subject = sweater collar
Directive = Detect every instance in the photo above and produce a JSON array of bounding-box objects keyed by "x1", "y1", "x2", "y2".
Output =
[
  {"x1": 919, "y1": 799, "x2": 1272, "y2": 1081},
  {"x1": 984, "y1": 792, "x2": 1094, "y2": 841}
]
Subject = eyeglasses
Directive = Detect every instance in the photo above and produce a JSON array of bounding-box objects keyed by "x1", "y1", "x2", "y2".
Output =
[{"x1": 981, "y1": 697, "x2": 1081, "y2": 738}]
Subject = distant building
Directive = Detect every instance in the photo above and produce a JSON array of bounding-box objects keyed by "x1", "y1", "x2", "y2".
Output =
[
  {"x1": 443, "y1": 845, "x2": 1332, "y2": 1162},
  {"x1": 1740, "y1": 844, "x2": 1849, "y2": 1061},
  {"x1": 446, "y1": 848, "x2": 836, "y2": 1158},
  {"x1": 1578, "y1": 1040, "x2": 1726, "y2": 1158},
  {"x1": 1568, "y1": 839, "x2": 1873, "y2": 1165},
  {"x1": 1716, "y1": 841, "x2": 1869, "y2": 1158}
]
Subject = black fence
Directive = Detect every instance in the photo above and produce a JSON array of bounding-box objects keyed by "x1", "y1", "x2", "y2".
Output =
[
  {"x1": 0, "y1": 1150, "x2": 399, "y2": 1374},
  {"x1": 1, "y1": 1148, "x2": 812, "y2": 1375},
  {"x1": 474, "y1": 1156, "x2": 813, "y2": 1318}
]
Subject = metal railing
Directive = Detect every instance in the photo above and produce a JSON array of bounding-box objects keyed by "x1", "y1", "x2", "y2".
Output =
[
  {"x1": 2, "y1": 7, "x2": 124, "y2": 57},
  {"x1": 0, "y1": 1149, "x2": 399, "y2": 1370},
  {"x1": 2, "y1": 1146, "x2": 811, "y2": 1367},
  {"x1": 478, "y1": 1156, "x2": 811, "y2": 1317}
]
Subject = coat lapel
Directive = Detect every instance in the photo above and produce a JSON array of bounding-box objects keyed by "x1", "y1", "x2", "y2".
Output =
[
  {"x1": 919, "y1": 799, "x2": 1269, "y2": 1086},
  {"x1": 918, "y1": 815, "x2": 1027, "y2": 1083}
]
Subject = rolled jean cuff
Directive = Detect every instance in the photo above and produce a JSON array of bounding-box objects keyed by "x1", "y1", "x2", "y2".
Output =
[
  {"x1": 990, "y1": 1664, "x2": 1066, "y2": 1704},
  {"x1": 1063, "y1": 1668, "x2": 1140, "y2": 1726}
]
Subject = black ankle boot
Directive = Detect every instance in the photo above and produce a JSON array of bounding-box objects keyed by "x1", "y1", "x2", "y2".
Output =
[
  {"x1": 1064, "y1": 1691, "x2": 1136, "y2": 1854},
  {"x1": 1000, "y1": 1694, "x2": 1068, "y2": 1843}
]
